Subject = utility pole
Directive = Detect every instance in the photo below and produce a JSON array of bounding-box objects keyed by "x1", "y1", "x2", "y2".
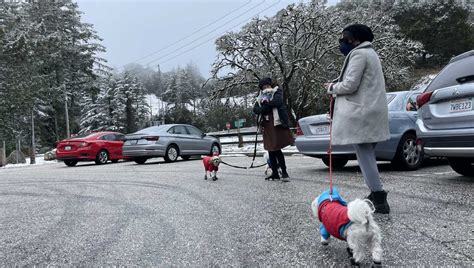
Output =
[
  {"x1": 2, "y1": 141, "x2": 5, "y2": 167},
  {"x1": 30, "y1": 109, "x2": 36, "y2": 164},
  {"x1": 64, "y1": 85, "x2": 70, "y2": 138},
  {"x1": 16, "y1": 138, "x2": 20, "y2": 164}
]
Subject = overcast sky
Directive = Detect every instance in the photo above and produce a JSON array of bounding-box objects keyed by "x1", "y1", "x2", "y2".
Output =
[{"x1": 76, "y1": 0, "x2": 340, "y2": 76}]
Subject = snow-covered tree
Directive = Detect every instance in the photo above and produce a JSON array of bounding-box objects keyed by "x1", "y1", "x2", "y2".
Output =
[
  {"x1": 393, "y1": 0, "x2": 474, "y2": 66},
  {"x1": 0, "y1": 0, "x2": 108, "y2": 150},
  {"x1": 210, "y1": 1, "x2": 421, "y2": 121},
  {"x1": 79, "y1": 73, "x2": 149, "y2": 134}
]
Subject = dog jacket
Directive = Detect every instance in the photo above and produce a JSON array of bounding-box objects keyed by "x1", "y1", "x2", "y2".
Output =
[
  {"x1": 317, "y1": 188, "x2": 352, "y2": 241},
  {"x1": 203, "y1": 156, "x2": 219, "y2": 172}
]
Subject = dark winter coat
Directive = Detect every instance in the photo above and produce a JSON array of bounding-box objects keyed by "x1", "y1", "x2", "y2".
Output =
[{"x1": 253, "y1": 87, "x2": 294, "y2": 151}]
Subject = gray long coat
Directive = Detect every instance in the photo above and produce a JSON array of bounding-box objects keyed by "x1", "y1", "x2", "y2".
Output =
[{"x1": 328, "y1": 41, "x2": 390, "y2": 145}]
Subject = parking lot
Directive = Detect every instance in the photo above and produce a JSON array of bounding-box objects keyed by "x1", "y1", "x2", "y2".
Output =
[{"x1": 0, "y1": 155, "x2": 472, "y2": 266}]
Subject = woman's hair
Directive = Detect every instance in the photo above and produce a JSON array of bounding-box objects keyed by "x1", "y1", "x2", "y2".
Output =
[
  {"x1": 343, "y1": 24, "x2": 374, "y2": 43},
  {"x1": 258, "y1": 77, "x2": 279, "y2": 89},
  {"x1": 258, "y1": 77, "x2": 272, "y2": 90}
]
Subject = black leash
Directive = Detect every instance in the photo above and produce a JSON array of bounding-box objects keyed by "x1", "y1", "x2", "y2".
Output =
[
  {"x1": 220, "y1": 159, "x2": 267, "y2": 169},
  {"x1": 220, "y1": 117, "x2": 266, "y2": 170}
]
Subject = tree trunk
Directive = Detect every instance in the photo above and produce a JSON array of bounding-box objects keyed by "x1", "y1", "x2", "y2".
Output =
[
  {"x1": 282, "y1": 82, "x2": 297, "y2": 127},
  {"x1": 126, "y1": 97, "x2": 135, "y2": 133}
]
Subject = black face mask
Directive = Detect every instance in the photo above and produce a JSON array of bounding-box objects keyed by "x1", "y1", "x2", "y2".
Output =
[{"x1": 339, "y1": 41, "x2": 355, "y2": 56}]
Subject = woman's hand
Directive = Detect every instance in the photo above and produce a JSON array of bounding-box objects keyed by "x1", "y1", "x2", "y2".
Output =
[{"x1": 324, "y1": 82, "x2": 334, "y2": 94}]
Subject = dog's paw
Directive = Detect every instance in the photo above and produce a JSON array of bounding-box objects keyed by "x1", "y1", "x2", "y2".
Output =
[
  {"x1": 350, "y1": 258, "x2": 360, "y2": 266},
  {"x1": 346, "y1": 247, "x2": 353, "y2": 258},
  {"x1": 320, "y1": 237, "x2": 329, "y2": 246},
  {"x1": 372, "y1": 261, "x2": 382, "y2": 268}
]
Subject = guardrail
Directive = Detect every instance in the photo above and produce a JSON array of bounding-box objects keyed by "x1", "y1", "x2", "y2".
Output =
[{"x1": 208, "y1": 126, "x2": 296, "y2": 146}]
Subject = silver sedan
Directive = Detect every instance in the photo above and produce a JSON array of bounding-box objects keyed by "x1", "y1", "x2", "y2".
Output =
[
  {"x1": 295, "y1": 91, "x2": 423, "y2": 170},
  {"x1": 123, "y1": 124, "x2": 221, "y2": 164},
  {"x1": 416, "y1": 50, "x2": 474, "y2": 176}
]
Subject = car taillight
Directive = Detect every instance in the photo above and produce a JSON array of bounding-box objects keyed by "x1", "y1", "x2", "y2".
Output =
[
  {"x1": 296, "y1": 122, "x2": 303, "y2": 136},
  {"x1": 80, "y1": 142, "x2": 89, "y2": 147},
  {"x1": 144, "y1": 136, "x2": 160, "y2": 141},
  {"x1": 416, "y1": 91, "x2": 433, "y2": 108}
]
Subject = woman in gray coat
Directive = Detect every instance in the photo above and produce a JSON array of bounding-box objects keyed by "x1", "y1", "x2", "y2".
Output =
[{"x1": 326, "y1": 24, "x2": 390, "y2": 214}]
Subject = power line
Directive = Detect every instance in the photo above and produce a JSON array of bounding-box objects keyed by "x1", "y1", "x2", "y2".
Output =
[
  {"x1": 151, "y1": 0, "x2": 282, "y2": 67},
  {"x1": 118, "y1": 0, "x2": 253, "y2": 69},
  {"x1": 142, "y1": 0, "x2": 266, "y2": 67}
]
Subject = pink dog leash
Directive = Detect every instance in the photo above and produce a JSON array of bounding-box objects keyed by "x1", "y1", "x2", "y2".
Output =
[{"x1": 328, "y1": 95, "x2": 334, "y2": 198}]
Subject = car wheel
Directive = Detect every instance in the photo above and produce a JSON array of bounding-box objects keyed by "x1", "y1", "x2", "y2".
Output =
[
  {"x1": 64, "y1": 160, "x2": 78, "y2": 167},
  {"x1": 392, "y1": 133, "x2": 423, "y2": 171},
  {"x1": 210, "y1": 143, "x2": 221, "y2": 155},
  {"x1": 321, "y1": 157, "x2": 348, "y2": 169},
  {"x1": 95, "y1": 150, "x2": 109, "y2": 165},
  {"x1": 181, "y1": 155, "x2": 191, "y2": 161},
  {"x1": 164, "y1": 145, "x2": 179, "y2": 163},
  {"x1": 134, "y1": 157, "x2": 147, "y2": 164},
  {"x1": 448, "y1": 157, "x2": 474, "y2": 177},
  {"x1": 111, "y1": 160, "x2": 119, "y2": 163}
]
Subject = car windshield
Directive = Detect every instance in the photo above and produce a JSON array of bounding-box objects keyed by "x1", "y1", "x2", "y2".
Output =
[
  {"x1": 135, "y1": 125, "x2": 168, "y2": 135},
  {"x1": 387, "y1": 93, "x2": 399, "y2": 111}
]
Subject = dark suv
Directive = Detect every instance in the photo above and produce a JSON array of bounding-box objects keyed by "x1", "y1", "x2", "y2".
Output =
[{"x1": 416, "y1": 50, "x2": 474, "y2": 176}]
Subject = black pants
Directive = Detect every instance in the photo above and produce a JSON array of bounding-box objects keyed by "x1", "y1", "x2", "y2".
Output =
[{"x1": 268, "y1": 150, "x2": 286, "y2": 174}]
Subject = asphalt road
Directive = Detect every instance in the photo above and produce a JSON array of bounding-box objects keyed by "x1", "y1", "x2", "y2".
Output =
[{"x1": 0, "y1": 156, "x2": 472, "y2": 266}]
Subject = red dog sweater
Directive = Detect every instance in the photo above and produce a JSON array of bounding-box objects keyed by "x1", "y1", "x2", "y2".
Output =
[
  {"x1": 318, "y1": 200, "x2": 351, "y2": 240},
  {"x1": 203, "y1": 156, "x2": 219, "y2": 172}
]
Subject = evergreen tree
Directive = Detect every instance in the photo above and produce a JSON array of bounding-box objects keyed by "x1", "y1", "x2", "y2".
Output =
[{"x1": 393, "y1": 1, "x2": 474, "y2": 66}]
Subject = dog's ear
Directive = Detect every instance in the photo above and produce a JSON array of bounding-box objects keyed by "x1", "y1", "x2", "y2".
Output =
[{"x1": 363, "y1": 199, "x2": 376, "y2": 213}]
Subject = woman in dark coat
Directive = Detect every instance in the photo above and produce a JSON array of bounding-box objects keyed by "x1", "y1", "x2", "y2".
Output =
[{"x1": 253, "y1": 77, "x2": 294, "y2": 182}]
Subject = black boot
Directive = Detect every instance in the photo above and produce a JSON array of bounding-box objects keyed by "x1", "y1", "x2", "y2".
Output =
[
  {"x1": 265, "y1": 172, "x2": 280, "y2": 180},
  {"x1": 365, "y1": 192, "x2": 374, "y2": 202},
  {"x1": 372, "y1": 190, "x2": 390, "y2": 214}
]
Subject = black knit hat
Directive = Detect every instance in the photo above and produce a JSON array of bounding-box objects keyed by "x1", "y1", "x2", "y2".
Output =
[
  {"x1": 258, "y1": 77, "x2": 272, "y2": 89},
  {"x1": 343, "y1": 24, "x2": 374, "y2": 43}
]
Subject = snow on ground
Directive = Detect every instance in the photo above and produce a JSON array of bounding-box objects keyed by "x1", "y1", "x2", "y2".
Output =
[
  {"x1": 146, "y1": 94, "x2": 168, "y2": 116},
  {"x1": 2, "y1": 155, "x2": 58, "y2": 169},
  {"x1": 222, "y1": 144, "x2": 299, "y2": 156},
  {"x1": 1, "y1": 144, "x2": 300, "y2": 169}
]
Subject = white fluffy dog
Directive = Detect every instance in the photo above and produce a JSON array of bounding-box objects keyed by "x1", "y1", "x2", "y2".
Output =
[
  {"x1": 311, "y1": 188, "x2": 383, "y2": 266},
  {"x1": 263, "y1": 151, "x2": 282, "y2": 175}
]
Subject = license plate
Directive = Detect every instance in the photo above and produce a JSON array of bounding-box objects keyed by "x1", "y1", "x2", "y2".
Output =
[
  {"x1": 450, "y1": 98, "x2": 472, "y2": 113},
  {"x1": 311, "y1": 124, "x2": 330, "y2": 135},
  {"x1": 64, "y1": 146, "x2": 72, "y2": 151}
]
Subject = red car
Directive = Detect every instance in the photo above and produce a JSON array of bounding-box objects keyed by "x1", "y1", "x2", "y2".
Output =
[{"x1": 56, "y1": 131, "x2": 126, "y2": 167}]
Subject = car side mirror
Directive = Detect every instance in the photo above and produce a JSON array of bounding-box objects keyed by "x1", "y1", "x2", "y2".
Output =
[{"x1": 202, "y1": 133, "x2": 206, "y2": 138}]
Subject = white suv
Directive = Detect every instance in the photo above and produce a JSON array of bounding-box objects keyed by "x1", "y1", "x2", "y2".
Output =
[{"x1": 416, "y1": 50, "x2": 474, "y2": 176}]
